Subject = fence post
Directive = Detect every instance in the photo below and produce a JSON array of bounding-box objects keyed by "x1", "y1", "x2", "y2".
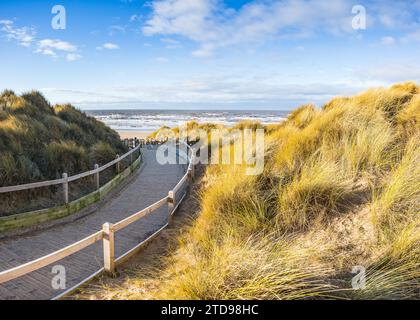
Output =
[
  {"x1": 189, "y1": 146, "x2": 195, "y2": 174},
  {"x1": 94, "y1": 164, "x2": 100, "y2": 190},
  {"x1": 102, "y1": 222, "x2": 116, "y2": 274},
  {"x1": 116, "y1": 154, "x2": 120, "y2": 173},
  {"x1": 168, "y1": 190, "x2": 175, "y2": 224},
  {"x1": 62, "y1": 173, "x2": 69, "y2": 204},
  {"x1": 188, "y1": 167, "x2": 194, "y2": 183}
]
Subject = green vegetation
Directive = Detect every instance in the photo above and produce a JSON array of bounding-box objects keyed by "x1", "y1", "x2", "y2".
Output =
[
  {"x1": 0, "y1": 156, "x2": 141, "y2": 233},
  {"x1": 95, "y1": 82, "x2": 419, "y2": 300},
  {"x1": 0, "y1": 90, "x2": 127, "y2": 216}
]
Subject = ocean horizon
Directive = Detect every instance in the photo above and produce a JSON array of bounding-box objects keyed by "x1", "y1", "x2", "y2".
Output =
[{"x1": 87, "y1": 109, "x2": 291, "y2": 132}]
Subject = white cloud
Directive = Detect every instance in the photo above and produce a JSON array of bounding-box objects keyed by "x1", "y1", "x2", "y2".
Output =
[
  {"x1": 142, "y1": 0, "x2": 357, "y2": 57},
  {"x1": 66, "y1": 53, "x2": 82, "y2": 62},
  {"x1": 143, "y1": 0, "x2": 215, "y2": 40},
  {"x1": 191, "y1": 44, "x2": 214, "y2": 57},
  {"x1": 35, "y1": 39, "x2": 81, "y2": 61},
  {"x1": 160, "y1": 38, "x2": 182, "y2": 49},
  {"x1": 38, "y1": 39, "x2": 77, "y2": 52},
  {"x1": 130, "y1": 14, "x2": 141, "y2": 22},
  {"x1": 40, "y1": 72, "x2": 371, "y2": 109},
  {"x1": 97, "y1": 42, "x2": 120, "y2": 50},
  {"x1": 401, "y1": 30, "x2": 420, "y2": 43},
  {"x1": 380, "y1": 36, "x2": 395, "y2": 45},
  {"x1": 375, "y1": 1, "x2": 420, "y2": 29},
  {"x1": 379, "y1": 15, "x2": 396, "y2": 28},
  {"x1": 40, "y1": 49, "x2": 57, "y2": 58},
  {"x1": 0, "y1": 19, "x2": 35, "y2": 47},
  {"x1": 356, "y1": 64, "x2": 420, "y2": 83},
  {"x1": 0, "y1": 20, "x2": 81, "y2": 61}
]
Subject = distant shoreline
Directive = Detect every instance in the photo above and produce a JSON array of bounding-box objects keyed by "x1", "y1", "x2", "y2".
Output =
[
  {"x1": 88, "y1": 109, "x2": 289, "y2": 137},
  {"x1": 117, "y1": 130, "x2": 152, "y2": 140}
]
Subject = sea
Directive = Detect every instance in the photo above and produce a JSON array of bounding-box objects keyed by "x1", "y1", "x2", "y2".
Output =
[{"x1": 86, "y1": 109, "x2": 291, "y2": 132}]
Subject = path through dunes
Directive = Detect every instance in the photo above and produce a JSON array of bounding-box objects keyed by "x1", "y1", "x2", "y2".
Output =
[{"x1": 0, "y1": 146, "x2": 186, "y2": 300}]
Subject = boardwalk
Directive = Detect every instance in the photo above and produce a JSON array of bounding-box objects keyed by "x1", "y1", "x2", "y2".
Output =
[{"x1": 0, "y1": 146, "x2": 186, "y2": 300}]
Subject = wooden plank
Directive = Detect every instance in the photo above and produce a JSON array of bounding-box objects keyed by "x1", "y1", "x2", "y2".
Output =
[
  {"x1": 113, "y1": 197, "x2": 168, "y2": 232},
  {"x1": 0, "y1": 146, "x2": 194, "y2": 299},
  {"x1": 0, "y1": 178, "x2": 65, "y2": 193},
  {"x1": 0, "y1": 231, "x2": 103, "y2": 284}
]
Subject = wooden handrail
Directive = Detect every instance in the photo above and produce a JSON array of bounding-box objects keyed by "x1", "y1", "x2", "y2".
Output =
[
  {"x1": 113, "y1": 197, "x2": 169, "y2": 232},
  {"x1": 0, "y1": 178, "x2": 66, "y2": 193},
  {"x1": 173, "y1": 171, "x2": 189, "y2": 194},
  {"x1": 0, "y1": 231, "x2": 104, "y2": 284},
  {"x1": 0, "y1": 145, "x2": 141, "y2": 193},
  {"x1": 0, "y1": 141, "x2": 196, "y2": 296}
]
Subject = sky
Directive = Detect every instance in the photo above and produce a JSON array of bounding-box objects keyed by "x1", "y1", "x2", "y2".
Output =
[{"x1": 0, "y1": 0, "x2": 419, "y2": 110}]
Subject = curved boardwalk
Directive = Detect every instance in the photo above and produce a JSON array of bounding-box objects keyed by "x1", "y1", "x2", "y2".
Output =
[{"x1": 0, "y1": 146, "x2": 185, "y2": 300}]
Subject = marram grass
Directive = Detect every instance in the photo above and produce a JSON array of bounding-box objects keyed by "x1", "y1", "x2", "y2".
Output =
[
  {"x1": 91, "y1": 82, "x2": 419, "y2": 300},
  {"x1": 0, "y1": 90, "x2": 127, "y2": 216}
]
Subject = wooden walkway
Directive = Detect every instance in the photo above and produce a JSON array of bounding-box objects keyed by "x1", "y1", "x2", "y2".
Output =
[{"x1": 0, "y1": 146, "x2": 186, "y2": 300}]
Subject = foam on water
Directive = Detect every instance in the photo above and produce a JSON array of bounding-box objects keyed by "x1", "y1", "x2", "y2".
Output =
[{"x1": 87, "y1": 109, "x2": 290, "y2": 131}]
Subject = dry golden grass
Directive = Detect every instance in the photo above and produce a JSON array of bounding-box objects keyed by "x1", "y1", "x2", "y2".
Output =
[
  {"x1": 153, "y1": 235, "x2": 334, "y2": 300},
  {"x1": 85, "y1": 82, "x2": 419, "y2": 300}
]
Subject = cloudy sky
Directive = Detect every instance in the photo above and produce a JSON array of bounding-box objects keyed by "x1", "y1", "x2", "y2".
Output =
[{"x1": 1, "y1": 0, "x2": 420, "y2": 110}]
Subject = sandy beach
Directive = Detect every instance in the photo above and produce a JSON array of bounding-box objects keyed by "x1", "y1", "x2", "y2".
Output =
[{"x1": 117, "y1": 130, "x2": 152, "y2": 140}]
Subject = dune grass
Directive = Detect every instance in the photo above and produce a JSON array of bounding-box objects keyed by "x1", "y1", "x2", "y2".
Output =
[
  {"x1": 0, "y1": 90, "x2": 127, "y2": 216},
  {"x1": 87, "y1": 82, "x2": 419, "y2": 300}
]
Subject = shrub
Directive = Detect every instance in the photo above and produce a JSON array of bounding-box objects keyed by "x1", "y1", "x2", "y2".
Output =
[
  {"x1": 0, "y1": 153, "x2": 17, "y2": 186},
  {"x1": 44, "y1": 141, "x2": 89, "y2": 177},
  {"x1": 90, "y1": 142, "x2": 116, "y2": 165},
  {"x1": 21, "y1": 91, "x2": 53, "y2": 114},
  {"x1": 0, "y1": 90, "x2": 127, "y2": 184}
]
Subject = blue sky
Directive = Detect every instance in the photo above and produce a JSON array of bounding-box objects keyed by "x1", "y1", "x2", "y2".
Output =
[{"x1": 1, "y1": 0, "x2": 419, "y2": 110}]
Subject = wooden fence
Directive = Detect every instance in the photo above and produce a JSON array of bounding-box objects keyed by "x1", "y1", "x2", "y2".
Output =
[
  {"x1": 0, "y1": 141, "x2": 142, "y2": 204},
  {"x1": 0, "y1": 141, "x2": 195, "y2": 299}
]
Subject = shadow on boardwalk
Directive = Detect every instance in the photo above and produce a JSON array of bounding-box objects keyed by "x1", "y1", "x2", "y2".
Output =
[{"x1": 0, "y1": 146, "x2": 185, "y2": 300}]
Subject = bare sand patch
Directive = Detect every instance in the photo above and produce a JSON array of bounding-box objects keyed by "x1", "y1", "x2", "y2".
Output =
[{"x1": 117, "y1": 130, "x2": 152, "y2": 140}]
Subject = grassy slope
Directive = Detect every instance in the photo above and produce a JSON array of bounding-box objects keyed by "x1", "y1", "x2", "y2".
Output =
[
  {"x1": 0, "y1": 90, "x2": 127, "y2": 185},
  {"x1": 92, "y1": 83, "x2": 419, "y2": 299},
  {"x1": 0, "y1": 90, "x2": 127, "y2": 215}
]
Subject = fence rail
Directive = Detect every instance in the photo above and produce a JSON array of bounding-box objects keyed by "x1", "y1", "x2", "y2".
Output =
[
  {"x1": 0, "y1": 231, "x2": 104, "y2": 284},
  {"x1": 0, "y1": 141, "x2": 195, "y2": 300},
  {"x1": 0, "y1": 142, "x2": 142, "y2": 195}
]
